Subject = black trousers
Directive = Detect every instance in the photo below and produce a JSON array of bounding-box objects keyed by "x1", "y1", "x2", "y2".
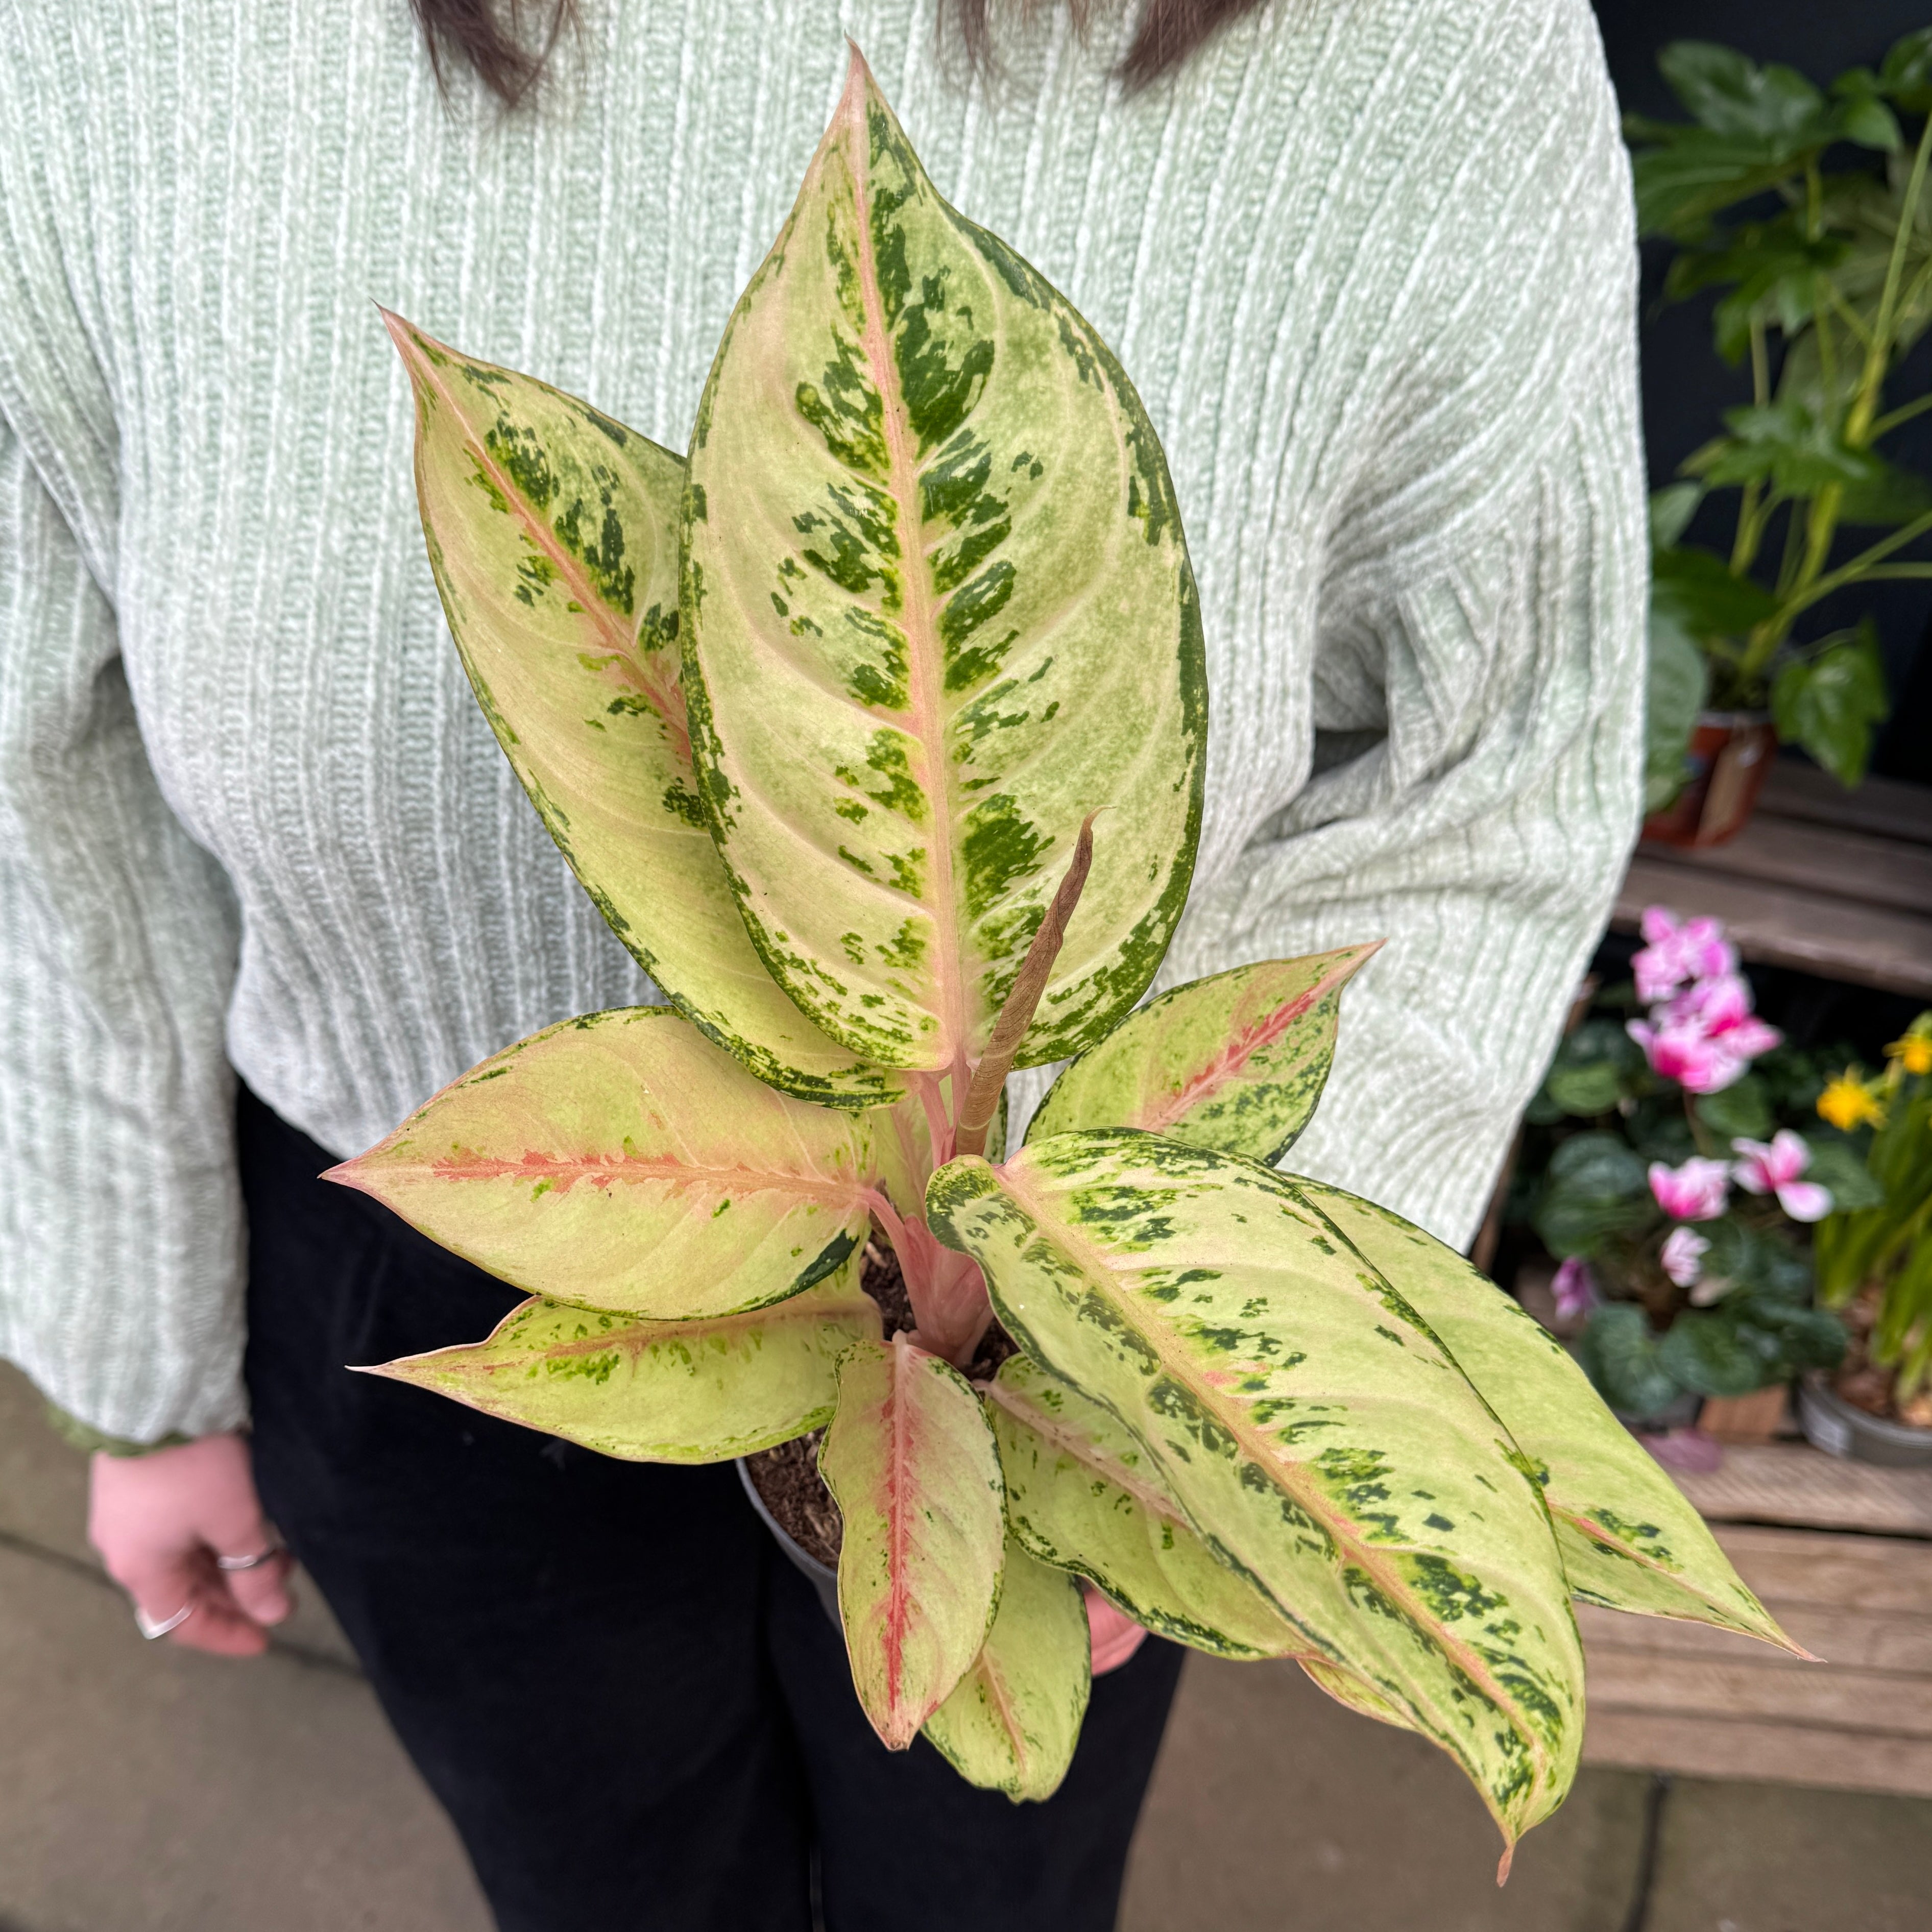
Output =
[{"x1": 239, "y1": 1085, "x2": 1183, "y2": 1932}]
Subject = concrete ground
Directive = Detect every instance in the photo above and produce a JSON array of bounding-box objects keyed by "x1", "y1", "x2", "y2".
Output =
[{"x1": 3, "y1": 1360, "x2": 1924, "y2": 1932}]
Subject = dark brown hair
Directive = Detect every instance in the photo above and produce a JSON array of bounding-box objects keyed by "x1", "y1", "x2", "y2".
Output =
[
  {"x1": 410, "y1": 0, "x2": 1263, "y2": 108},
  {"x1": 409, "y1": 0, "x2": 578, "y2": 109}
]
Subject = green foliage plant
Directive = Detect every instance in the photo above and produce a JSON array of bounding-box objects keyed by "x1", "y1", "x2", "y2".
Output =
[
  {"x1": 1631, "y1": 32, "x2": 1932, "y2": 797},
  {"x1": 1814, "y1": 1017, "x2": 1932, "y2": 1415},
  {"x1": 333, "y1": 50, "x2": 1797, "y2": 1863}
]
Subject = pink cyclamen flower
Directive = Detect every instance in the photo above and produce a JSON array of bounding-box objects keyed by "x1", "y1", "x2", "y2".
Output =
[
  {"x1": 1661, "y1": 972, "x2": 1777, "y2": 1049},
  {"x1": 1634, "y1": 907, "x2": 1737, "y2": 1004},
  {"x1": 1649, "y1": 1156, "x2": 1732, "y2": 1222},
  {"x1": 1731, "y1": 1131, "x2": 1833, "y2": 1223},
  {"x1": 1628, "y1": 971, "x2": 1782, "y2": 1095},
  {"x1": 1660, "y1": 1226, "x2": 1710, "y2": 1288},
  {"x1": 1551, "y1": 1256, "x2": 1600, "y2": 1322},
  {"x1": 1627, "y1": 1018, "x2": 1746, "y2": 1094}
]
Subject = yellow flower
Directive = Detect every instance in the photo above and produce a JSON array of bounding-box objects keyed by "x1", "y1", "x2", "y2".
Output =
[
  {"x1": 1818, "y1": 1075, "x2": 1885, "y2": 1131},
  {"x1": 1885, "y1": 1026, "x2": 1932, "y2": 1077}
]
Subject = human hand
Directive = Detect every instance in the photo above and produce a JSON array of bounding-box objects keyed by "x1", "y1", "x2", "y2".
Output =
[
  {"x1": 1084, "y1": 1587, "x2": 1150, "y2": 1674},
  {"x1": 88, "y1": 1432, "x2": 293, "y2": 1656}
]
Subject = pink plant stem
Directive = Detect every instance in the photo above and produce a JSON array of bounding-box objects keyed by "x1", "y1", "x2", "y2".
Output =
[
  {"x1": 863, "y1": 1186, "x2": 915, "y2": 1260},
  {"x1": 911, "y1": 1070, "x2": 953, "y2": 1171},
  {"x1": 875, "y1": 1058, "x2": 999, "y2": 1366},
  {"x1": 863, "y1": 1189, "x2": 992, "y2": 1368}
]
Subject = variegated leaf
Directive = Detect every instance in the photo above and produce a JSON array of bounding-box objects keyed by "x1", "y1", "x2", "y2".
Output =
[
  {"x1": 360, "y1": 1264, "x2": 880, "y2": 1462},
  {"x1": 385, "y1": 313, "x2": 891, "y2": 1108},
  {"x1": 1285, "y1": 1180, "x2": 1800, "y2": 1653},
  {"x1": 985, "y1": 1355, "x2": 1299, "y2": 1660},
  {"x1": 681, "y1": 50, "x2": 1205, "y2": 1075},
  {"x1": 1028, "y1": 945, "x2": 1381, "y2": 1161},
  {"x1": 927, "y1": 1131, "x2": 1584, "y2": 1854},
  {"x1": 922, "y1": 1536, "x2": 1092, "y2": 1802},
  {"x1": 817, "y1": 1334, "x2": 1007, "y2": 1748},
  {"x1": 327, "y1": 1008, "x2": 875, "y2": 1319}
]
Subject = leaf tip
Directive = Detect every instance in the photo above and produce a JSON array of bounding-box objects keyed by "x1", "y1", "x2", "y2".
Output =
[
  {"x1": 374, "y1": 302, "x2": 414, "y2": 354},
  {"x1": 1495, "y1": 1841, "x2": 1515, "y2": 1887},
  {"x1": 840, "y1": 36, "x2": 875, "y2": 99}
]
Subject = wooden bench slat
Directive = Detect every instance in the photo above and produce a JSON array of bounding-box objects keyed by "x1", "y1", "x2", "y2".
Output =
[
  {"x1": 1759, "y1": 763, "x2": 1932, "y2": 846},
  {"x1": 1580, "y1": 1710, "x2": 1932, "y2": 1797},
  {"x1": 1577, "y1": 1602, "x2": 1932, "y2": 1675},
  {"x1": 1671, "y1": 1445, "x2": 1932, "y2": 1539},
  {"x1": 1615, "y1": 858, "x2": 1932, "y2": 997},
  {"x1": 1708, "y1": 1524, "x2": 1932, "y2": 1611},
  {"x1": 1586, "y1": 1653, "x2": 1932, "y2": 1736},
  {"x1": 1637, "y1": 816, "x2": 1932, "y2": 915}
]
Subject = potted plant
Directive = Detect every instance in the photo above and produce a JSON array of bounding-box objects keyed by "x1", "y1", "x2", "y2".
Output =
[
  {"x1": 1800, "y1": 1016, "x2": 1932, "y2": 1465},
  {"x1": 330, "y1": 51, "x2": 1801, "y2": 1868},
  {"x1": 1513, "y1": 909, "x2": 1852, "y2": 1447},
  {"x1": 1629, "y1": 33, "x2": 1932, "y2": 843}
]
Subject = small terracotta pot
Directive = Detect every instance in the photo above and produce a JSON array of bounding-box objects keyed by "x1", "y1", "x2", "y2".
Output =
[
  {"x1": 1697, "y1": 1384, "x2": 1788, "y2": 1445},
  {"x1": 1642, "y1": 711, "x2": 1777, "y2": 849}
]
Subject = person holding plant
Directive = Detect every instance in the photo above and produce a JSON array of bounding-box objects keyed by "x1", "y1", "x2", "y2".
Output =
[{"x1": 0, "y1": 1, "x2": 1647, "y2": 1926}]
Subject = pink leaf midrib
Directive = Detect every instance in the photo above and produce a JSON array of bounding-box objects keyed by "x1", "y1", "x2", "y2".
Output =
[
  {"x1": 841, "y1": 75, "x2": 969, "y2": 1071},
  {"x1": 375, "y1": 1148, "x2": 869, "y2": 1210},
  {"x1": 882, "y1": 1336, "x2": 917, "y2": 1722},
  {"x1": 1136, "y1": 948, "x2": 1375, "y2": 1136},
  {"x1": 994, "y1": 1156, "x2": 1558, "y2": 1829},
  {"x1": 391, "y1": 313, "x2": 691, "y2": 763}
]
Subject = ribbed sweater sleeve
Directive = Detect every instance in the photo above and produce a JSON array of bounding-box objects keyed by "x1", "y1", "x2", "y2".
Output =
[
  {"x1": 0, "y1": 136, "x2": 248, "y2": 1443},
  {"x1": 1160, "y1": 20, "x2": 1647, "y2": 1246}
]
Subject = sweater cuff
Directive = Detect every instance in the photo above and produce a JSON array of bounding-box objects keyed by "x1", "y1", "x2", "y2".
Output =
[{"x1": 43, "y1": 1401, "x2": 194, "y2": 1458}]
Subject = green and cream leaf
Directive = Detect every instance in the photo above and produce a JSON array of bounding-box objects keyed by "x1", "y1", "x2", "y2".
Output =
[
  {"x1": 360, "y1": 1264, "x2": 881, "y2": 1462},
  {"x1": 385, "y1": 314, "x2": 890, "y2": 1107},
  {"x1": 985, "y1": 1355, "x2": 1299, "y2": 1659},
  {"x1": 328, "y1": 1008, "x2": 876, "y2": 1319},
  {"x1": 922, "y1": 1537, "x2": 1092, "y2": 1802},
  {"x1": 681, "y1": 52, "x2": 1206, "y2": 1075},
  {"x1": 1285, "y1": 1181, "x2": 1800, "y2": 1653},
  {"x1": 817, "y1": 1334, "x2": 1008, "y2": 1749},
  {"x1": 1028, "y1": 945, "x2": 1381, "y2": 1160},
  {"x1": 927, "y1": 1130, "x2": 1584, "y2": 1854}
]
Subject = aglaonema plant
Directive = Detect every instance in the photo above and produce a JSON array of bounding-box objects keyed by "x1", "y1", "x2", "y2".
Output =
[{"x1": 332, "y1": 48, "x2": 1802, "y2": 1868}]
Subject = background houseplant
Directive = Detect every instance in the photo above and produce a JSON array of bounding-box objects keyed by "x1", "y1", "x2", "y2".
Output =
[
  {"x1": 331, "y1": 50, "x2": 1799, "y2": 1865},
  {"x1": 1631, "y1": 32, "x2": 1932, "y2": 838},
  {"x1": 1512, "y1": 909, "x2": 1855, "y2": 1427},
  {"x1": 1802, "y1": 1015, "x2": 1932, "y2": 1462}
]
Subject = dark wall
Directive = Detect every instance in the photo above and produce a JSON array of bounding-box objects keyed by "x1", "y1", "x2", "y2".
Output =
[{"x1": 1590, "y1": 2, "x2": 1932, "y2": 783}]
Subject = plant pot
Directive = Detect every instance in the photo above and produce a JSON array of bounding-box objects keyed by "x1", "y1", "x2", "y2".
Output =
[
  {"x1": 1697, "y1": 1384, "x2": 1789, "y2": 1446},
  {"x1": 1641, "y1": 711, "x2": 1777, "y2": 849},
  {"x1": 1796, "y1": 1373, "x2": 1932, "y2": 1468},
  {"x1": 736, "y1": 1457, "x2": 840, "y2": 1623}
]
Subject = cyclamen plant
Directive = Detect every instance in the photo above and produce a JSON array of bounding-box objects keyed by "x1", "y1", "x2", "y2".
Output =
[
  {"x1": 333, "y1": 52, "x2": 1797, "y2": 1865},
  {"x1": 1527, "y1": 909, "x2": 1850, "y2": 1416}
]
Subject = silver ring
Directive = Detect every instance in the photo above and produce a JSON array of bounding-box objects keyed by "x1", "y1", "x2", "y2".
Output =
[
  {"x1": 215, "y1": 1547, "x2": 283, "y2": 1572},
  {"x1": 136, "y1": 1603, "x2": 195, "y2": 1640}
]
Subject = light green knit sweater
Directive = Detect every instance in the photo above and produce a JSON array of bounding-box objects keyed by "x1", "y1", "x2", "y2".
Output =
[{"x1": 0, "y1": 0, "x2": 1644, "y2": 1444}]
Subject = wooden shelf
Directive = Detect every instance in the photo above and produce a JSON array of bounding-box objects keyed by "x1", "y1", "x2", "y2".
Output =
[
  {"x1": 1614, "y1": 764, "x2": 1932, "y2": 998},
  {"x1": 1578, "y1": 1445, "x2": 1932, "y2": 1798}
]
